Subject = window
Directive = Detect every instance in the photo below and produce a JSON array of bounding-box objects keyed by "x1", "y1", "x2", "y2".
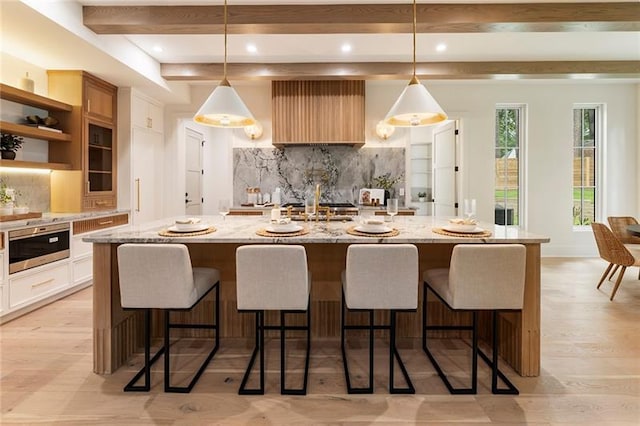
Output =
[
  {"x1": 573, "y1": 105, "x2": 601, "y2": 226},
  {"x1": 495, "y1": 105, "x2": 525, "y2": 226}
]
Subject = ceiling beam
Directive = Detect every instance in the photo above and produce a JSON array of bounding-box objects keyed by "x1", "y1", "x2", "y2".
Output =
[
  {"x1": 84, "y1": 3, "x2": 640, "y2": 35},
  {"x1": 161, "y1": 61, "x2": 640, "y2": 81}
]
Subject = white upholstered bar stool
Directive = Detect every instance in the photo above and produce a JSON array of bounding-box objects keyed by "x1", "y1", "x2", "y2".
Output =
[
  {"x1": 236, "y1": 245, "x2": 311, "y2": 395},
  {"x1": 341, "y1": 244, "x2": 418, "y2": 394},
  {"x1": 423, "y1": 244, "x2": 526, "y2": 395},
  {"x1": 117, "y1": 243, "x2": 220, "y2": 393}
]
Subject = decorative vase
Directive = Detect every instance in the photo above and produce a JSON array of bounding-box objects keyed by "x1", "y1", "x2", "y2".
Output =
[
  {"x1": 419, "y1": 197, "x2": 426, "y2": 202},
  {"x1": 0, "y1": 203, "x2": 14, "y2": 216},
  {"x1": 1, "y1": 150, "x2": 16, "y2": 160}
]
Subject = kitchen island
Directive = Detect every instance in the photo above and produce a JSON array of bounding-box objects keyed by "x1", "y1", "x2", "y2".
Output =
[{"x1": 84, "y1": 216, "x2": 549, "y2": 377}]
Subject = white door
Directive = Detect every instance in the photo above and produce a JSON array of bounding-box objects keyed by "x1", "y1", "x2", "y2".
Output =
[
  {"x1": 185, "y1": 127, "x2": 203, "y2": 215},
  {"x1": 132, "y1": 127, "x2": 163, "y2": 225},
  {"x1": 432, "y1": 121, "x2": 457, "y2": 216}
]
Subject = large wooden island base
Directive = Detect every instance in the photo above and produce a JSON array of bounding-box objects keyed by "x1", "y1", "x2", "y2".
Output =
[{"x1": 88, "y1": 217, "x2": 548, "y2": 378}]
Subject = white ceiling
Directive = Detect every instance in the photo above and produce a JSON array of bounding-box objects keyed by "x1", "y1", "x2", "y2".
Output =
[{"x1": 1, "y1": 0, "x2": 638, "y2": 104}]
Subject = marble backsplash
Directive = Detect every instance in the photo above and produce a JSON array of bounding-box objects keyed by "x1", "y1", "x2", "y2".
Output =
[
  {"x1": 0, "y1": 172, "x2": 50, "y2": 212},
  {"x1": 233, "y1": 146, "x2": 405, "y2": 205}
]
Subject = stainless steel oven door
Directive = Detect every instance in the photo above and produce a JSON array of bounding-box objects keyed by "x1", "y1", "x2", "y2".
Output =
[{"x1": 8, "y1": 222, "x2": 71, "y2": 274}]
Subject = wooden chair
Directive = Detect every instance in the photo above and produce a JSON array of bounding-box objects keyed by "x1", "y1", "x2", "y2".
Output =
[
  {"x1": 591, "y1": 223, "x2": 640, "y2": 301},
  {"x1": 607, "y1": 217, "x2": 640, "y2": 280}
]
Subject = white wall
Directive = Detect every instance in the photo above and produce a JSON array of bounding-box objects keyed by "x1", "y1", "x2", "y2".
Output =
[{"x1": 166, "y1": 80, "x2": 638, "y2": 257}]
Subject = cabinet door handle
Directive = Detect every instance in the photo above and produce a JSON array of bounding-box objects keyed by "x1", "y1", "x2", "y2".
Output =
[
  {"x1": 135, "y1": 178, "x2": 141, "y2": 212},
  {"x1": 146, "y1": 117, "x2": 152, "y2": 128},
  {"x1": 87, "y1": 99, "x2": 91, "y2": 113},
  {"x1": 98, "y1": 220, "x2": 113, "y2": 226},
  {"x1": 32, "y1": 278, "x2": 55, "y2": 289},
  {"x1": 95, "y1": 200, "x2": 108, "y2": 206},
  {"x1": 86, "y1": 181, "x2": 91, "y2": 193}
]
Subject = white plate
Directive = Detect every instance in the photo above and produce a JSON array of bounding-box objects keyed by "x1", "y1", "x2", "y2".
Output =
[
  {"x1": 355, "y1": 225, "x2": 393, "y2": 234},
  {"x1": 168, "y1": 224, "x2": 209, "y2": 233},
  {"x1": 443, "y1": 225, "x2": 484, "y2": 234},
  {"x1": 266, "y1": 224, "x2": 302, "y2": 233}
]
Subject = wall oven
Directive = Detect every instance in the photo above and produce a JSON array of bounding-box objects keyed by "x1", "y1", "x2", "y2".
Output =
[{"x1": 8, "y1": 222, "x2": 70, "y2": 274}]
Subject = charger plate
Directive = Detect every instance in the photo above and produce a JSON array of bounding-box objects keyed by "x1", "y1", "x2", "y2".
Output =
[
  {"x1": 432, "y1": 227, "x2": 492, "y2": 238},
  {"x1": 158, "y1": 227, "x2": 216, "y2": 237},
  {"x1": 256, "y1": 227, "x2": 309, "y2": 237},
  {"x1": 346, "y1": 226, "x2": 399, "y2": 237}
]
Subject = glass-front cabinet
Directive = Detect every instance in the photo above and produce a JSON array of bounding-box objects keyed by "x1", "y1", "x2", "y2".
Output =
[
  {"x1": 48, "y1": 70, "x2": 117, "y2": 212},
  {"x1": 87, "y1": 122, "x2": 114, "y2": 193}
]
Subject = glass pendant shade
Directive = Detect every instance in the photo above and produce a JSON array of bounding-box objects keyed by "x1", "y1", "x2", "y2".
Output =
[
  {"x1": 384, "y1": 77, "x2": 447, "y2": 126},
  {"x1": 194, "y1": 79, "x2": 256, "y2": 127}
]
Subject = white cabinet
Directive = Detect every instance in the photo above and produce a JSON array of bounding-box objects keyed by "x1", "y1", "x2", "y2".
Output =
[
  {"x1": 118, "y1": 88, "x2": 165, "y2": 225},
  {"x1": 132, "y1": 92, "x2": 163, "y2": 132},
  {"x1": 9, "y1": 262, "x2": 70, "y2": 309}
]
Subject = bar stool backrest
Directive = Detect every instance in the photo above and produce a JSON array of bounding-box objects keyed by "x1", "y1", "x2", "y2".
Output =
[
  {"x1": 236, "y1": 245, "x2": 309, "y2": 310},
  {"x1": 448, "y1": 244, "x2": 526, "y2": 310},
  {"x1": 118, "y1": 243, "x2": 196, "y2": 309},
  {"x1": 345, "y1": 244, "x2": 418, "y2": 310}
]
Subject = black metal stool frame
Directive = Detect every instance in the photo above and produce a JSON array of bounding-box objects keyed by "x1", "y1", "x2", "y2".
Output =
[
  {"x1": 422, "y1": 280, "x2": 519, "y2": 395},
  {"x1": 238, "y1": 296, "x2": 311, "y2": 395},
  {"x1": 341, "y1": 289, "x2": 415, "y2": 394},
  {"x1": 124, "y1": 281, "x2": 220, "y2": 393}
]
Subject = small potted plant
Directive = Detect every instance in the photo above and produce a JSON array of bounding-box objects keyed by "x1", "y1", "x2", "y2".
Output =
[
  {"x1": 0, "y1": 183, "x2": 15, "y2": 215},
  {"x1": 418, "y1": 191, "x2": 427, "y2": 202},
  {"x1": 1, "y1": 133, "x2": 24, "y2": 160}
]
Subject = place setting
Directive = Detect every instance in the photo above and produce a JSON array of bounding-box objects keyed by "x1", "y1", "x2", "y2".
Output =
[
  {"x1": 432, "y1": 199, "x2": 492, "y2": 238},
  {"x1": 347, "y1": 198, "x2": 400, "y2": 237},
  {"x1": 256, "y1": 217, "x2": 309, "y2": 237},
  {"x1": 158, "y1": 217, "x2": 216, "y2": 237}
]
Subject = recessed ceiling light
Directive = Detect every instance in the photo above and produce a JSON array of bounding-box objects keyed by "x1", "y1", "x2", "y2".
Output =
[
  {"x1": 341, "y1": 43, "x2": 352, "y2": 53},
  {"x1": 246, "y1": 43, "x2": 258, "y2": 53},
  {"x1": 436, "y1": 43, "x2": 447, "y2": 52},
  {"x1": 152, "y1": 45, "x2": 163, "y2": 53}
]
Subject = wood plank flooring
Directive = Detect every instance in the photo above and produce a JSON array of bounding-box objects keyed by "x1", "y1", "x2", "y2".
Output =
[{"x1": 1, "y1": 258, "x2": 639, "y2": 425}]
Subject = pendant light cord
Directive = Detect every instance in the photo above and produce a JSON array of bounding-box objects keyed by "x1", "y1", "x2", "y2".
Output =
[
  {"x1": 412, "y1": 0, "x2": 417, "y2": 78},
  {"x1": 223, "y1": 0, "x2": 228, "y2": 81}
]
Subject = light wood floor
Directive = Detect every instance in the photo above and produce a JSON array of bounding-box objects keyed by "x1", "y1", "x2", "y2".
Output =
[{"x1": 1, "y1": 258, "x2": 639, "y2": 425}]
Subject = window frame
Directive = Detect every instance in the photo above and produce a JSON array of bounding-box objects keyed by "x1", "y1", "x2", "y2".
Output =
[
  {"x1": 572, "y1": 103, "x2": 606, "y2": 230},
  {"x1": 494, "y1": 103, "x2": 527, "y2": 229}
]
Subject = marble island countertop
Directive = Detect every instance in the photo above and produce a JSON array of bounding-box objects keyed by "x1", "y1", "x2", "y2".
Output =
[{"x1": 83, "y1": 215, "x2": 550, "y2": 244}]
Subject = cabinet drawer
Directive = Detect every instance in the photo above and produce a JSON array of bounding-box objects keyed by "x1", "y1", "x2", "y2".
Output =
[
  {"x1": 73, "y1": 213, "x2": 128, "y2": 235},
  {"x1": 9, "y1": 262, "x2": 69, "y2": 308},
  {"x1": 73, "y1": 257, "x2": 92, "y2": 286},
  {"x1": 83, "y1": 196, "x2": 116, "y2": 211}
]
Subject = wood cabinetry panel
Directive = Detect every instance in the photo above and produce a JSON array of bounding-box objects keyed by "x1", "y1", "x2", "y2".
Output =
[{"x1": 272, "y1": 80, "x2": 365, "y2": 146}]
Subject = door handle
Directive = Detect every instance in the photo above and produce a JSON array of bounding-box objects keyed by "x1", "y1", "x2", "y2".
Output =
[{"x1": 135, "y1": 178, "x2": 141, "y2": 212}]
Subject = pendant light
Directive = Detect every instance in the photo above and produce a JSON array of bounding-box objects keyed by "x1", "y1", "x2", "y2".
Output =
[
  {"x1": 384, "y1": 0, "x2": 447, "y2": 127},
  {"x1": 194, "y1": 0, "x2": 256, "y2": 127}
]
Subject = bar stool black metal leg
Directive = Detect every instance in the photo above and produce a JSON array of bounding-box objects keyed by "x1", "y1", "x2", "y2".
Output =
[
  {"x1": 389, "y1": 310, "x2": 415, "y2": 394},
  {"x1": 164, "y1": 283, "x2": 220, "y2": 393},
  {"x1": 124, "y1": 309, "x2": 165, "y2": 392},
  {"x1": 280, "y1": 302, "x2": 311, "y2": 395},
  {"x1": 341, "y1": 290, "x2": 375, "y2": 394},
  {"x1": 239, "y1": 310, "x2": 265, "y2": 395},
  {"x1": 422, "y1": 282, "x2": 477, "y2": 394},
  {"x1": 476, "y1": 311, "x2": 519, "y2": 395}
]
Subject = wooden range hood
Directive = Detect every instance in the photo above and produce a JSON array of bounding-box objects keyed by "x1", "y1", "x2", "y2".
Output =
[{"x1": 272, "y1": 80, "x2": 365, "y2": 147}]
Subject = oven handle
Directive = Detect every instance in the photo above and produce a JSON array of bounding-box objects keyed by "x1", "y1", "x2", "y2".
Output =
[{"x1": 9, "y1": 226, "x2": 70, "y2": 242}]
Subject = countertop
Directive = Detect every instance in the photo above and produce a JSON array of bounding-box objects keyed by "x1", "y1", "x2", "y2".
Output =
[
  {"x1": 83, "y1": 215, "x2": 550, "y2": 244},
  {"x1": 0, "y1": 210, "x2": 129, "y2": 231}
]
